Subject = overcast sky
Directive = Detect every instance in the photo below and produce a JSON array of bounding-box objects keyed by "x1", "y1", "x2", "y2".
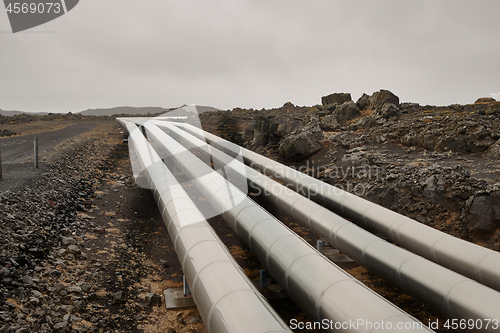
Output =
[{"x1": 1, "y1": 0, "x2": 499, "y2": 113}]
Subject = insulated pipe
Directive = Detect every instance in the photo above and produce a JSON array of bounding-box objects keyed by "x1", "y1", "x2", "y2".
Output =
[
  {"x1": 175, "y1": 122, "x2": 500, "y2": 293},
  {"x1": 156, "y1": 120, "x2": 500, "y2": 330},
  {"x1": 142, "y1": 120, "x2": 434, "y2": 333},
  {"x1": 117, "y1": 119, "x2": 291, "y2": 333}
]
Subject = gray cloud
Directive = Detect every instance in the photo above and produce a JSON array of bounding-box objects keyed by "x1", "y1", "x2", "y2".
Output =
[{"x1": 1, "y1": 0, "x2": 499, "y2": 113}]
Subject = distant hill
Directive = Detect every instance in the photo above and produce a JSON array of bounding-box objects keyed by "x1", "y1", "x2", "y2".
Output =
[
  {"x1": 160, "y1": 105, "x2": 223, "y2": 117},
  {"x1": 0, "y1": 109, "x2": 25, "y2": 116},
  {"x1": 78, "y1": 106, "x2": 171, "y2": 116},
  {"x1": 0, "y1": 108, "x2": 51, "y2": 116},
  {"x1": 79, "y1": 105, "x2": 223, "y2": 117},
  {"x1": 0, "y1": 105, "x2": 223, "y2": 117}
]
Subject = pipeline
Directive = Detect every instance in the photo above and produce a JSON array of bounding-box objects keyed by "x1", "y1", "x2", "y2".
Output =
[
  {"x1": 174, "y1": 122, "x2": 500, "y2": 293},
  {"x1": 141, "y1": 120, "x2": 433, "y2": 333},
  {"x1": 154, "y1": 120, "x2": 500, "y2": 331},
  {"x1": 118, "y1": 119, "x2": 291, "y2": 333}
]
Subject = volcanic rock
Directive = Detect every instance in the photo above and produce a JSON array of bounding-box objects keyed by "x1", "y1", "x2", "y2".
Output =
[
  {"x1": 321, "y1": 93, "x2": 352, "y2": 106},
  {"x1": 475, "y1": 97, "x2": 496, "y2": 103},
  {"x1": 487, "y1": 139, "x2": 500, "y2": 158},
  {"x1": 369, "y1": 89, "x2": 400, "y2": 110},
  {"x1": 320, "y1": 114, "x2": 339, "y2": 131},
  {"x1": 356, "y1": 93, "x2": 370, "y2": 111},
  {"x1": 350, "y1": 116, "x2": 375, "y2": 131},
  {"x1": 333, "y1": 101, "x2": 360, "y2": 125},
  {"x1": 465, "y1": 195, "x2": 496, "y2": 236},
  {"x1": 374, "y1": 103, "x2": 401, "y2": 120},
  {"x1": 278, "y1": 123, "x2": 323, "y2": 162}
]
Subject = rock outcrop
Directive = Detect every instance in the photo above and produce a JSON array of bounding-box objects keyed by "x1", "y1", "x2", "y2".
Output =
[
  {"x1": 253, "y1": 117, "x2": 271, "y2": 147},
  {"x1": 464, "y1": 190, "x2": 500, "y2": 238},
  {"x1": 349, "y1": 116, "x2": 375, "y2": 130},
  {"x1": 278, "y1": 123, "x2": 323, "y2": 161},
  {"x1": 369, "y1": 89, "x2": 400, "y2": 110},
  {"x1": 475, "y1": 97, "x2": 496, "y2": 104},
  {"x1": 374, "y1": 103, "x2": 401, "y2": 120},
  {"x1": 356, "y1": 93, "x2": 370, "y2": 111},
  {"x1": 320, "y1": 114, "x2": 339, "y2": 131},
  {"x1": 333, "y1": 101, "x2": 360, "y2": 125},
  {"x1": 400, "y1": 103, "x2": 420, "y2": 113},
  {"x1": 487, "y1": 139, "x2": 500, "y2": 158},
  {"x1": 321, "y1": 93, "x2": 352, "y2": 107},
  {"x1": 252, "y1": 116, "x2": 303, "y2": 147}
]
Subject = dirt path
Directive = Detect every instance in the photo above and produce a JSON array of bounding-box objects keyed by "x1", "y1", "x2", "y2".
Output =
[
  {"x1": 0, "y1": 122, "x2": 97, "y2": 164},
  {"x1": 0, "y1": 122, "x2": 101, "y2": 192},
  {"x1": 0, "y1": 120, "x2": 77, "y2": 138}
]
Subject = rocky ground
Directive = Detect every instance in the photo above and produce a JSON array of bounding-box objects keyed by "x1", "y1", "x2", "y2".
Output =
[
  {"x1": 0, "y1": 120, "x2": 310, "y2": 333},
  {"x1": 198, "y1": 91, "x2": 500, "y2": 248},
  {"x1": 0, "y1": 123, "x2": 209, "y2": 333},
  {"x1": 0, "y1": 91, "x2": 499, "y2": 333}
]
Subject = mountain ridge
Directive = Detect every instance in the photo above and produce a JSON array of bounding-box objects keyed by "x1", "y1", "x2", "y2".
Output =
[{"x1": 0, "y1": 105, "x2": 222, "y2": 117}]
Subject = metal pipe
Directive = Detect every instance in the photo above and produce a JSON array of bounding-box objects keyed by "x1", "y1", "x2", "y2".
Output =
[
  {"x1": 175, "y1": 122, "x2": 500, "y2": 293},
  {"x1": 156, "y1": 120, "x2": 500, "y2": 330},
  {"x1": 118, "y1": 119, "x2": 291, "y2": 333},
  {"x1": 142, "y1": 120, "x2": 434, "y2": 333}
]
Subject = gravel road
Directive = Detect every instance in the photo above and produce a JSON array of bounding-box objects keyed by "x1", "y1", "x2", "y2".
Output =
[{"x1": 0, "y1": 123, "x2": 97, "y2": 191}]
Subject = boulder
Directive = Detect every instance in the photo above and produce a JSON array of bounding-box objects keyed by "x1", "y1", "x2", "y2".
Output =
[
  {"x1": 400, "y1": 102, "x2": 420, "y2": 113},
  {"x1": 275, "y1": 118, "x2": 302, "y2": 137},
  {"x1": 253, "y1": 117, "x2": 271, "y2": 147},
  {"x1": 487, "y1": 139, "x2": 500, "y2": 158},
  {"x1": 374, "y1": 103, "x2": 401, "y2": 120},
  {"x1": 465, "y1": 195, "x2": 497, "y2": 236},
  {"x1": 328, "y1": 132, "x2": 354, "y2": 148},
  {"x1": 333, "y1": 101, "x2": 361, "y2": 124},
  {"x1": 356, "y1": 93, "x2": 370, "y2": 111},
  {"x1": 316, "y1": 110, "x2": 330, "y2": 117},
  {"x1": 470, "y1": 136, "x2": 496, "y2": 153},
  {"x1": 321, "y1": 93, "x2": 352, "y2": 106},
  {"x1": 326, "y1": 104, "x2": 337, "y2": 111},
  {"x1": 350, "y1": 116, "x2": 375, "y2": 130},
  {"x1": 244, "y1": 122, "x2": 256, "y2": 141},
  {"x1": 278, "y1": 123, "x2": 323, "y2": 162},
  {"x1": 463, "y1": 104, "x2": 484, "y2": 113},
  {"x1": 320, "y1": 114, "x2": 339, "y2": 131},
  {"x1": 475, "y1": 97, "x2": 496, "y2": 103},
  {"x1": 369, "y1": 89, "x2": 400, "y2": 110},
  {"x1": 253, "y1": 116, "x2": 302, "y2": 147}
]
